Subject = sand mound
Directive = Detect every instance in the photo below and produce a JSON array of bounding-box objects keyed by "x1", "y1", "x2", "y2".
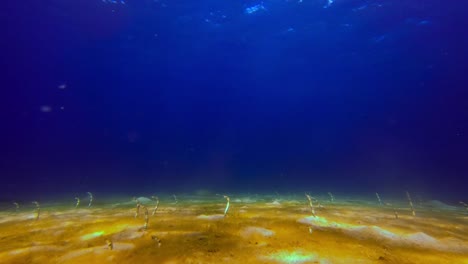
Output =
[
  {"x1": 298, "y1": 216, "x2": 468, "y2": 253},
  {"x1": 241, "y1": 226, "x2": 275, "y2": 238},
  {"x1": 196, "y1": 214, "x2": 224, "y2": 220}
]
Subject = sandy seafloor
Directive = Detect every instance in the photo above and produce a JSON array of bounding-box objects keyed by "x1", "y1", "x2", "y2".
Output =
[{"x1": 0, "y1": 194, "x2": 467, "y2": 264}]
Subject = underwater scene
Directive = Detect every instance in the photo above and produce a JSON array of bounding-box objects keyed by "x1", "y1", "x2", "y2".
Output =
[{"x1": 1, "y1": 0, "x2": 468, "y2": 263}]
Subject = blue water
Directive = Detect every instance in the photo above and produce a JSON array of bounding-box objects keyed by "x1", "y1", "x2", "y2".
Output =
[{"x1": 1, "y1": 0, "x2": 467, "y2": 201}]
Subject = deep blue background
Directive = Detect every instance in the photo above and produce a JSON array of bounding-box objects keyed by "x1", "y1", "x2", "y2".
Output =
[{"x1": 1, "y1": 0, "x2": 467, "y2": 201}]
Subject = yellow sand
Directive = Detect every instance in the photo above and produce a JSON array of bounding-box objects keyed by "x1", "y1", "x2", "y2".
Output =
[{"x1": 0, "y1": 197, "x2": 467, "y2": 263}]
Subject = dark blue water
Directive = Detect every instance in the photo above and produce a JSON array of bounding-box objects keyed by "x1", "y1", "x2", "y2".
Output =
[{"x1": 1, "y1": 0, "x2": 467, "y2": 201}]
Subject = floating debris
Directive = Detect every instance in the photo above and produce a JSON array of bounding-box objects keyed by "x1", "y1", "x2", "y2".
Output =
[
  {"x1": 40, "y1": 105, "x2": 52, "y2": 113},
  {"x1": 245, "y1": 3, "x2": 266, "y2": 15}
]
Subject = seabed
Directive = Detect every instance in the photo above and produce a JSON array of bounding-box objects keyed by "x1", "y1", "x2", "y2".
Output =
[{"x1": 0, "y1": 194, "x2": 467, "y2": 264}]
